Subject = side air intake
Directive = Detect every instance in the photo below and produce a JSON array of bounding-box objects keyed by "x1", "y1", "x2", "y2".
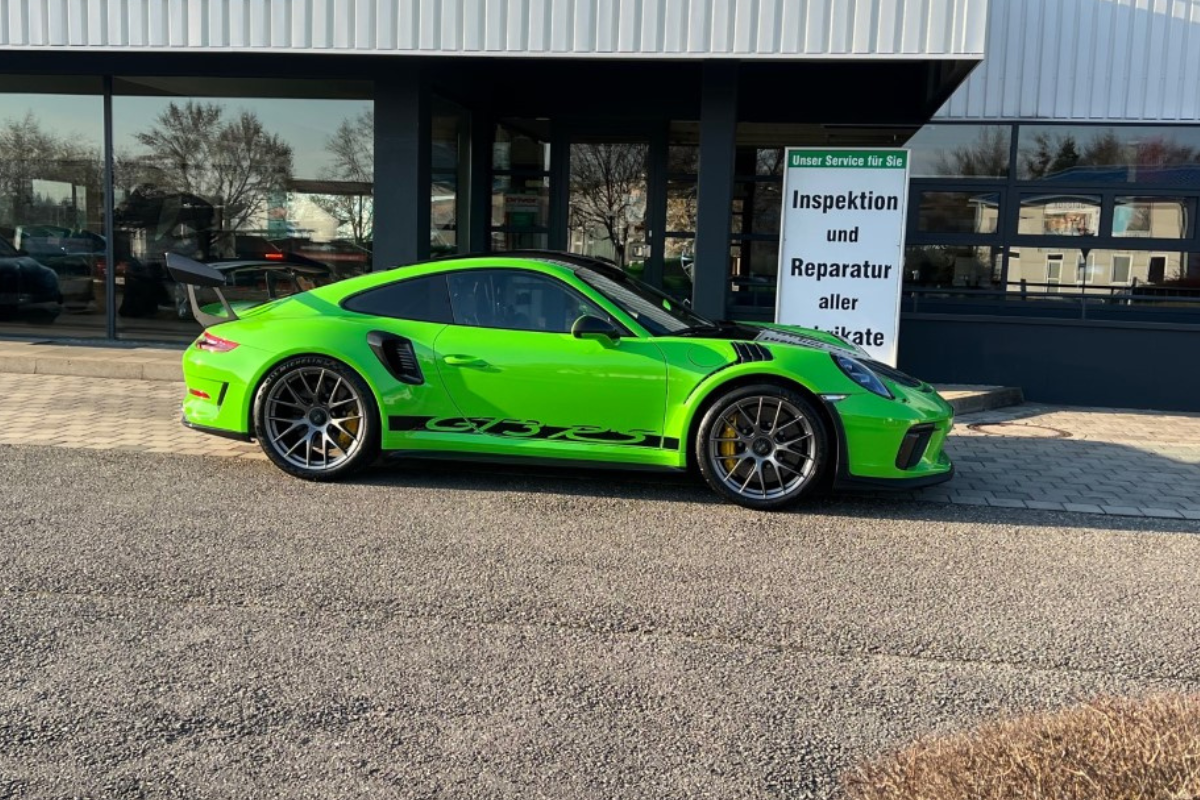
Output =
[{"x1": 367, "y1": 331, "x2": 424, "y2": 385}]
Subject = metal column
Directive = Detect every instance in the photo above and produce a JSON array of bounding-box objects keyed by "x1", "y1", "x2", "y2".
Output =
[
  {"x1": 692, "y1": 62, "x2": 739, "y2": 319},
  {"x1": 373, "y1": 68, "x2": 432, "y2": 269}
]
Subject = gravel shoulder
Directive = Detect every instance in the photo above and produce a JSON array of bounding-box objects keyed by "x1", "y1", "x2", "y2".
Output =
[{"x1": 3, "y1": 445, "x2": 1199, "y2": 798}]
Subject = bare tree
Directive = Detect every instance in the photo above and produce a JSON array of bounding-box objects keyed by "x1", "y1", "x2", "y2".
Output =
[
  {"x1": 134, "y1": 101, "x2": 293, "y2": 234},
  {"x1": 569, "y1": 143, "x2": 646, "y2": 267},
  {"x1": 311, "y1": 110, "x2": 374, "y2": 245},
  {"x1": 0, "y1": 113, "x2": 101, "y2": 227},
  {"x1": 937, "y1": 126, "x2": 1011, "y2": 177}
]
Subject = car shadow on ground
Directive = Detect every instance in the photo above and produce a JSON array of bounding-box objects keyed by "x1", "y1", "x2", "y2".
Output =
[{"x1": 330, "y1": 446, "x2": 1200, "y2": 535}]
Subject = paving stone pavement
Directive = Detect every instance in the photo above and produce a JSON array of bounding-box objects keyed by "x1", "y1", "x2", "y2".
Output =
[{"x1": 2, "y1": 372, "x2": 1198, "y2": 517}]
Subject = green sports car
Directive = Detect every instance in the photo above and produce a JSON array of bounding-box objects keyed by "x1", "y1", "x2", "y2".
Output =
[{"x1": 168, "y1": 250, "x2": 953, "y2": 510}]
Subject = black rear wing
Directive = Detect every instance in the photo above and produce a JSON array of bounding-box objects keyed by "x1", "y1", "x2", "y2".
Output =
[{"x1": 165, "y1": 253, "x2": 239, "y2": 328}]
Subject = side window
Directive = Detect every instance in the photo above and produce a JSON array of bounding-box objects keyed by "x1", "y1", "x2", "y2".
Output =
[
  {"x1": 343, "y1": 274, "x2": 453, "y2": 323},
  {"x1": 446, "y1": 270, "x2": 607, "y2": 333}
]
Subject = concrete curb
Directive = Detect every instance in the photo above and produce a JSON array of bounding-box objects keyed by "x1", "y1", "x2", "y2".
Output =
[
  {"x1": 942, "y1": 386, "x2": 1026, "y2": 415},
  {"x1": 0, "y1": 342, "x2": 184, "y2": 383}
]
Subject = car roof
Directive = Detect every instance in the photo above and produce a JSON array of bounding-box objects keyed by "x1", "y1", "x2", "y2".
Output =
[{"x1": 429, "y1": 250, "x2": 629, "y2": 281}]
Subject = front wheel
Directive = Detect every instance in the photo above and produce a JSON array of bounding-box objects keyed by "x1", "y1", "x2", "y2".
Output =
[
  {"x1": 253, "y1": 356, "x2": 380, "y2": 481},
  {"x1": 695, "y1": 384, "x2": 828, "y2": 510}
]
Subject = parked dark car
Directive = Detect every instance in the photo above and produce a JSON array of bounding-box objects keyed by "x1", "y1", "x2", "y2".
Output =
[
  {"x1": 12, "y1": 225, "x2": 97, "y2": 309},
  {"x1": 0, "y1": 236, "x2": 63, "y2": 322}
]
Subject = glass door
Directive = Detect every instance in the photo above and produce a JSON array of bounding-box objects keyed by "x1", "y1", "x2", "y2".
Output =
[{"x1": 565, "y1": 128, "x2": 666, "y2": 290}]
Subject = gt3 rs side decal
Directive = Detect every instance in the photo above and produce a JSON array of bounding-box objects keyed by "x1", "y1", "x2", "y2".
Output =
[{"x1": 389, "y1": 415, "x2": 680, "y2": 450}]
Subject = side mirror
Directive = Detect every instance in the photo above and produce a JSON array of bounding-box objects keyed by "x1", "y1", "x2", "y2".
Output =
[{"x1": 571, "y1": 314, "x2": 621, "y2": 342}]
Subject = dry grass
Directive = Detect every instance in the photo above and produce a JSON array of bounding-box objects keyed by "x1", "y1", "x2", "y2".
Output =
[{"x1": 842, "y1": 694, "x2": 1200, "y2": 800}]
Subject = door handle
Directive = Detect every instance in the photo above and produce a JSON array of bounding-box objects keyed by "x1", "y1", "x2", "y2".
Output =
[{"x1": 443, "y1": 354, "x2": 489, "y2": 368}]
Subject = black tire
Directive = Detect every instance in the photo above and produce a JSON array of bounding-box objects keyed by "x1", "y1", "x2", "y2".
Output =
[
  {"x1": 252, "y1": 355, "x2": 381, "y2": 481},
  {"x1": 695, "y1": 383, "x2": 829, "y2": 510}
]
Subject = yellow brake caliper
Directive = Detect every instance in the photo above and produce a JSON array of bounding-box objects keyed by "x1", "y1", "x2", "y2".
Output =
[
  {"x1": 336, "y1": 418, "x2": 359, "y2": 450},
  {"x1": 719, "y1": 413, "x2": 739, "y2": 473}
]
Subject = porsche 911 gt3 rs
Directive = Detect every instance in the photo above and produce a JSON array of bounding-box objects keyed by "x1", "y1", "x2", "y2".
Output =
[{"x1": 169, "y1": 250, "x2": 953, "y2": 509}]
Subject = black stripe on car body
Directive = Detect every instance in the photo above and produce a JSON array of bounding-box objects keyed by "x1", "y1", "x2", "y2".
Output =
[{"x1": 388, "y1": 415, "x2": 679, "y2": 450}]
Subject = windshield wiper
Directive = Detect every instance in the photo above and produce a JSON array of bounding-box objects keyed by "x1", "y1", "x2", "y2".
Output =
[{"x1": 672, "y1": 322, "x2": 724, "y2": 336}]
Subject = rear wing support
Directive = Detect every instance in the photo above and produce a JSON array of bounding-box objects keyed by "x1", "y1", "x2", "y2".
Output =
[{"x1": 165, "y1": 253, "x2": 239, "y2": 328}]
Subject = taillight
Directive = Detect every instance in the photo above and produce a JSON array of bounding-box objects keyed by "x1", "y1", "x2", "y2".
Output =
[
  {"x1": 188, "y1": 388, "x2": 211, "y2": 399},
  {"x1": 196, "y1": 332, "x2": 240, "y2": 352},
  {"x1": 264, "y1": 252, "x2": 285, "y2": 260}
]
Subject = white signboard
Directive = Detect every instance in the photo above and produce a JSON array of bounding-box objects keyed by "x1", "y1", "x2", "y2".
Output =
[{"x1": 775, "y1": 148, "x2": 911, "y2": 365}]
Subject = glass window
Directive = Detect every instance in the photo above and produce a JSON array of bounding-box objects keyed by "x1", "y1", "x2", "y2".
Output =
[
  {"x1": 491, "y1": 175, "x2": 550, "y2": 231},
  {"x1": 728, "y1": 240, "x2": 779, "y2": 309},
  {"x1": 1017, "y1": 125, "x2": 1200, "y2": 182},
  {"x1": 1112, "y1": 254, "x2": 1132, "y2": 283},
  {"x1": 431, "y1": 101, "x2": 467, "y2": 257},
  {"x1": 343, "y1": 274, "x2": 453, "y2": 323},
  {"x1": 1018, "y1": 195, "x2": 1101, "y2": 236},
  {"x1": 492, "y1": 121, "x2": 551, "y2": 254},
  {"x1": 0, "y1": 86, "x2": 106, "y2": 337},
  {"x1": 906, "y1": 125, "x2": 1011, "y2": 178},
  {"x1": 666, "y1": 179, "x2": 698, "y2": 236},
  {"x1": 1112, "y1": 196, "x2": 1191, "y2": 239},
  {"x1": 568, "y1": 141, "x2": 649, "y2": 271},
  {"x1": 1007, "y1": 248, "x2": 1191, "y2": 292},
  {"x1": 111, "y1": 81, "x2": 372, "y2": 341},
  {"x1": 904, "y1": 246, "x2": 1002, "y2": 289},
  {"x1": 667, "y1": 145, "x2": 699, "y2": 177},
  {"x1": 917, "y1": 191, "x2": 1000, "y2": 234},
  {"x1": 446, "y1": 270, "x2": 604, "y2": 333},
  {"x1": 662, "y1": 235, "x2": 695, "y2": 297},
  {"x1": 494, "y1": 123, "x2": 550, "y2": 173}
]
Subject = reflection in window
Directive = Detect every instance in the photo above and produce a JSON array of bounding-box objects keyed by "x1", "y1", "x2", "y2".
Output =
[
  {"x1": 492, "y1": 121, "x2": 551, "y2": 253},
  {"x1": 568, "y1": 141, "x2": 648, "y2": 270},
  {"x1": 1006, "y1": 248, "x2": 1190, "y2": 293},
  {"x1": 1017, "y1": 125, "x2": 1200, "y2": 182},
  {"x1": 661, "y1": 235, "x2": 694, "y2": 296},
  {"x1": 446, "y1": 269, "x2": 603, "y2": 333},
  {"x1": 1018, "y1": 195, "x2": 1100, "y2": 236},
  {"x1": 904, "y1": 246, "x2": 1001, "y2": 289},
  {"x1": 1112, "y1": 197, "x2": 1190, "y2": 239},
  {"x1": 431, "y1": 102, "x2": 466, "y2": 256},
  {"x1": 906, "y1": 125, "x2": 1011, "y2": 178},
  {"x1": 0, "y1": 90, "x2": 106, "y2": 336},
  {"x1": 728, "y1": 240, "x2": 779, "y2": 309},
  {"x1": 112, "y1": 87, "x2": 373, "y2": 340},
  {"x1": 917, "y1": 192, "x2": 1000, "y2": 234}
]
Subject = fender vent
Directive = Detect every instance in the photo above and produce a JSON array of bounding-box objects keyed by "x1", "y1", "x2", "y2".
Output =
[
  {"x1": 732, "y1": 341, "x2": 772, "y2": 363},
  {"x1": 367, "y1": 331, "x2": 424, "y2": 385}
]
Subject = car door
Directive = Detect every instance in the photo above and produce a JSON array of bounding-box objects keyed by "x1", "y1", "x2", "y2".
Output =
[{"x1": 433, "y1": 268, "x2": 671, "y2": 455}]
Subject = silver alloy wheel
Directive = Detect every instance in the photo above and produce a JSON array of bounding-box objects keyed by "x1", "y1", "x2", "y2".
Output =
[
  {"x1": 263, "y1": 366, "x2": 365, "y2": 472},
  {"x1": 706, "y1": 395, "x2": 818, "y2": 501}
]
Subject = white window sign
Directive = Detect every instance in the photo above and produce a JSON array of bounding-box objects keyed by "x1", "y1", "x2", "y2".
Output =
[{"x1": 775, "y1": 148, "x2": 911, "y2": 365}]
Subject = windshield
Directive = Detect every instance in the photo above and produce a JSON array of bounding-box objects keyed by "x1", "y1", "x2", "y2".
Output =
[
  {"x1": 0, "y1": 238, "x2": 17, "y2": 257},
  {"x1": 576, "y1": 267, "x2": 715, "y2": 336}
]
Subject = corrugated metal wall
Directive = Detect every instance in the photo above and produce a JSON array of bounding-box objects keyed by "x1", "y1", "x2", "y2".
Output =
[
  {"x1": 0, "y1": 0, "x2": 986, "y2": 59},
  {"x1": 938, "y1": 0, "x2": 1200, "y2": 121}
]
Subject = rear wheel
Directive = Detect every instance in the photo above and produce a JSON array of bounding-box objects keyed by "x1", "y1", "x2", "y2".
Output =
[
  {"x1": 695, "y1": 384, "x2": 828, "y2": 510},
  {"x1": 253, "y1": 356, "x2": 380, "y2": 480}
]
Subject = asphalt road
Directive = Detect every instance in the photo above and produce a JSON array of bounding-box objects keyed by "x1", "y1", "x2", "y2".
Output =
[{"x1": 2, "y1": 444, "x2": 1200, "y2": 799}]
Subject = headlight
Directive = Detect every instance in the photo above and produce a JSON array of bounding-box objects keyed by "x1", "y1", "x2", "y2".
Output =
[{"x1": 832, "y1": 354, "x2": 892, "y2": 399}]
